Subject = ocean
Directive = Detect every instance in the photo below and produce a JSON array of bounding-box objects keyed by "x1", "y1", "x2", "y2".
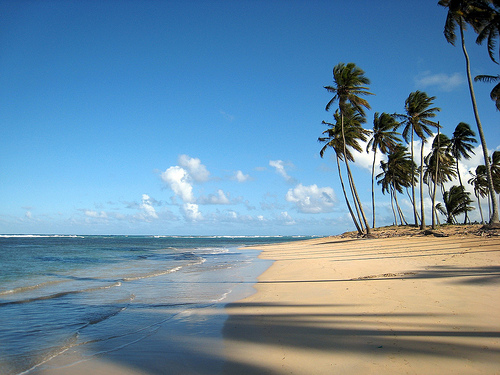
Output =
[{"x1": 0, "y1": 235, "x2": 312, "y2": 374}]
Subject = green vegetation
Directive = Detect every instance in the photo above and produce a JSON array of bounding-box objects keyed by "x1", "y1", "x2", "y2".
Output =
[{"x1": 319, "y1": 1, "x2": 500, "y2": 234}]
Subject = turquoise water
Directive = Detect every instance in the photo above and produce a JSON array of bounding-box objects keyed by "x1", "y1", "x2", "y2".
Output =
[{"x1": 0, "y1": 235, "x2": 312, "y2": 374}]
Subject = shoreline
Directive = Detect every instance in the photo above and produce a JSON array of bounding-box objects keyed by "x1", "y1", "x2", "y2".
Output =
[
  {"x1": 28, "y1": 246, "x2": 272, "y2": 375},
  {"x1": 223, "y1": 228, "x2": 500, "y2": 374}
]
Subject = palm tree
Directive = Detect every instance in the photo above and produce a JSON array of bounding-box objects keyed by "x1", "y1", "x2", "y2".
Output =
[
  {"x1": 475, "y1": 0, "x2": 500, "y2": 63},
  {"x1": 366, "y1": 112, "x2": 400, "y2": 228},
  {"x1": 449, "y1": 122, "x2": 477, "y2": 223},
  {"x1": 395, "y1": 91, "x2": 440, "y2": 230},
  {"x1": 438, "y1": 0, "x2": 500, "y2": 224},
  {"x1": 319, "y1": 106, "x2": 370, "y2": 235},
  {"x1": 424, "y1": 133, "x2": 457, "y2": 227},
  {"x1": 377, "y1": 144, "x2": 416, "y2": 226},
  {"x1": 468, "y1": 165, "x2": 489, "y2": 223},
  {"x1": 473, "y1": 157, "x2": 500, "y2": 219},
  {"x1": 491, "y1": 150, "x2": 500, "y2": 193},
  {"x1": 325, "y1": 62, "x2": 374, "y2": 235},
  {"x1": 436, "y1": 185, "x2": 474, "y2": 224}
]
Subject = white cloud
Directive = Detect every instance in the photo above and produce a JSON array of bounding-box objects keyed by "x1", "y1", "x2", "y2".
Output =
[
  {"x1": 178, "y1": 155, "x2": 210, "y2": 182},
  {"x1": 25, "y1": 211, "x2": 32, "y2": 219},
  {"x1": 280, "y1": 211, "x2": 296, "y2": 225},
  {"x1": 285, "y1": 183, "x2": 336, "y2": 213},
  {"x1": 269, "y1": 160, "x2": 295, "y2": 183},
  {"x1": 84, "y1": 210, "x2": 108, "y2": 218},
  {"x1": 140, "y1": 194, "x2": 158, "y2": 220},
  {"x1": 183, "y1": 203, "x2": 203, "y2": 221},
  {"x1": 198, "y1": 189, "x2": 231, "y2": 205},
  {"x1": 415, "y1": 71, "x2": 465, "y2": 92},
  {"x1": 234, "y1": 170, "x2": 250, "y2": 182},
  {"x1": 161, "y1": 166, "x2": 194, "y2": 203},
  {"x1": 352, "y1": 139, "x2": 385, "y2": 174}
]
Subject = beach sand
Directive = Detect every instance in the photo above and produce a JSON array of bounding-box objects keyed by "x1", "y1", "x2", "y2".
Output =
[
  {"x1": 223, "y1": 230, "x2": 500, "y2": 374},
  {"x1": 33, "y1": 228, "x2": 500, "y2": 374}
]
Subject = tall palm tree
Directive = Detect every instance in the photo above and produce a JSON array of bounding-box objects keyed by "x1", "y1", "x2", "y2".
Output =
[
  {"x1": 325, "y1": 62, "x2": 374, "y2": 235},
  {"x1": 449, "y1": 122, "x2": 477, "y2": 222},
  {"x1": 424, "y1": 133, "x2": 457, "y2": 227},
  {"x1": 438, "y1": 0, "x2": 500, "y2": 224},
  {"x1": 366, "y1": 112, "x2": 400, "y2": 228},
  {"x1": 395, "y1": 91, "x2": 440, "y2": 229},
  {"x1": 319, "y1": 107, "x2": 370, "y2": 235},
  {"x1": 436, "y1": 185, "x2": 475, "y2": 224},
  {"x1": 474, "y1": 74, "x2": 500, "y2": 111},
  {"x1": 377, "y1": 144, "x2": 416, "y2": 226},
  {"x1": 475, "y1": 0, "x2": 500, "y2": 63}
]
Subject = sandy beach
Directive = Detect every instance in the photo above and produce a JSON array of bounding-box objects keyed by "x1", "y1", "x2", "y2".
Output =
[
  {"x1": 223, "y1": 229, "x2": 500, "y2": 374},
  {"x1": 31, "y1": 228, "x2": 500, "y2": 375}
]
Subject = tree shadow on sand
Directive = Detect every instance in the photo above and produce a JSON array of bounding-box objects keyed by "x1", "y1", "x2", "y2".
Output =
[{"x1": 222, "y1": 301, "x2": 500, "y2": 374}]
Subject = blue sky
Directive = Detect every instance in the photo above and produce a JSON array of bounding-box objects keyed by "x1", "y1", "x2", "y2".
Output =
[{"x1": 1, "y1": 0, "x2": 499, "y2": 235}]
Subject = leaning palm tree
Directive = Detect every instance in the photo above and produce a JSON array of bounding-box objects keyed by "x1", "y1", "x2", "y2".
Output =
[
  {"x1": 377, "y1": 144, "x2": 417, "y2": 226},
  {"x1": 468, "y1": 165, "x2": 489, "y2": 223},
  {"x1": 436, "y1": 185, "x2": 475, "y2": 224},
  {"x1": 449, "y1": 122, "x2": 477, "y2": 222},
  {"x1": 475, "y1": 0, "x2": 500, "y2": 63},
  {"x1": 438, "y1": 0, "x2": 500, "y2": 224},
  {"x1": 395, "y1": 91, "x2": 440, "y2": 230},
  {"x1": 319, "y1": 107, "x2": 370, "y2": 235},
  {"x1": 424, "y1": 133, "x2": 457, "y2": 227},
  {"x1": 325, "y1": 62, "x2": 374, "y2": 235},
  {"x1": 491, "y1": 150, "x2": 500, "y2": 194},
  {"x1": 366, "y1": 112, "x2": 401, "y2": 228}
]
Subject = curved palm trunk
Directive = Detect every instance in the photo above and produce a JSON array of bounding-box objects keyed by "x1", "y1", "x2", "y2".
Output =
[
  {"x1": 456, "y1": 159, "x2": 468, "y2": 224},
  {"x1": 345, "y1": 158, "x2": 371, "y2": 234},
  {"x1": 460, "y1": 23, "x2": 500, "y2": 224},
  {"x1": 410, "y1": 130, "x2": 419, "y2": 226},
  {"x1": 406, "y1": 188, "x2": 421, "y2": 223},
  {"x1": 336, "y1": 154, "x2": 363, "y2": 235},
  {"x1": 476, "y1": 192, "x2": 485, "y2": 224},
  {"x1": 419, "y1": 141, "x2": 426, "y2": 230},
  {"x1": 432, "y1": 126, "x2": 440, "y2": 229},
  {"x1": 340, "y1": 113, "x2": 370, "y2": 234},
  {"x1": 432, "y1": 165, "x2": 439, "y2": 229},
  {"x1": 346, "y1": 162, "x2": 365, "y2": 232},
  {"x1": 395, "y1": 193, "x2": 408, "y2": 226},
  {"x1": 390, "y1": 186, "x2": 398, "y2": 226},
  {"x1": 371, "y1": 150, "x2": 377, "y2": 228}
]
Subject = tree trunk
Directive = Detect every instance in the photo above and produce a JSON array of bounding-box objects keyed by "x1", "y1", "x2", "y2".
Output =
[
  {"x1": 346, "y1": 159, "x2": 365, "y2": 232},
  {"x1": 406, "y1": 188, "x2": 421, "y2": 223},
  {"x1": 419, "y1": 140, "x2": 426, "y2": 230},
  {"x1": 336, "y1": 154, "x2": 363, "y2": 235},
  {"x1": 341, "y1": 113, "x2": 370, "y2": 234},
  {"x1": 371, "y1": 150, "x2": 377, "y2": 228},
  {"x1": 390, "y1": 186, "x2": 398, "y2": 226},
  {"x1": 460, "y1": 23, "x2": 500, "y2": 224},
  {"x1": 456, "y1": 158, "x2": 468, "y2": 224},
  {"x1": 345, "y1": 157, "x2": 371, "y2": 234},
  {"x1": 394, "y1": 191, "x2": 407, "y2": 225},
  {"x1": 476, "y1": 193, "x2": 484, "y2": 224},
  {"x1": 432, "y1": 124, "x2": 440, "y2": 229},
  {"x1": 410, "y1": 130, "x2": 419, "y2": 226}
]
